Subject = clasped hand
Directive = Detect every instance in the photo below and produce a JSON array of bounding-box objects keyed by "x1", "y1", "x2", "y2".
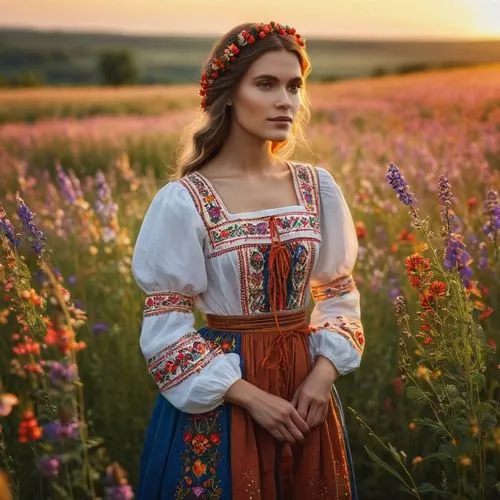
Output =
[
  {"x1": 245, "y1": 355, "x2": 339, "y2": 445},
  {"x1": 291, "y1": 355, "x2": 339, "y2": 429}
]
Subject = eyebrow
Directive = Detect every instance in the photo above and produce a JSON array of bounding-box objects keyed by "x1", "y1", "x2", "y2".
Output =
[{"x1": 252, "y1": 74, "x2": 303, "y2": 83}]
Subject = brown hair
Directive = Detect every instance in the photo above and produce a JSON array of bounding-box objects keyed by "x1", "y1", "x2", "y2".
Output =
[{"x1": 171, "y1": 22, "x2": 312, "y2": 179}]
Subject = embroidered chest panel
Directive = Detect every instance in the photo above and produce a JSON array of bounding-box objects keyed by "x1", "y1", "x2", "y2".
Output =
[{"x1": 179, "y1": 162, "x2": 322, "y2": 312}]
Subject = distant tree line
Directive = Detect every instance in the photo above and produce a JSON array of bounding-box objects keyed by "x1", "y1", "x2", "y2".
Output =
[
  {"x1": 0, "y1": 45, "x2": 481, "y2": 88},
  {"x1": 0, "y1": 48, "x2": 139, "y2": 87}
]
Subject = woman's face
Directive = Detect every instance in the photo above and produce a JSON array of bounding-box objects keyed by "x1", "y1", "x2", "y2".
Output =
[{"x1": 231, "y1": 49, "x2": 303, "y2": 142}]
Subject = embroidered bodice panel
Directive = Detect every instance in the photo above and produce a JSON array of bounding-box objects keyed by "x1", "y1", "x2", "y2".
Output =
[{"x1": 178, "y1": 162, "x2": 322, "y2": 315}]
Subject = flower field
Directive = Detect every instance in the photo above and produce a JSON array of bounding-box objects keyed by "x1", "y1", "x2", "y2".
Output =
[{"x1": 0, "y1": 63, "x2": 499, "y2": 499}]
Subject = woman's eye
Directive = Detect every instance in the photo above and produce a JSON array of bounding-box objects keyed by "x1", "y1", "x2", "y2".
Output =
[
  {"x1": 258, "y1": 81, "x2": 272, "y2": 88},
  {"x1": 289, "y1": 84, "x2": 302, "y2": 93}
]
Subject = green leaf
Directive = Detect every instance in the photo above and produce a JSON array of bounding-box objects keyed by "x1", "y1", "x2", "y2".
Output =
[
  {"x1": 423, "y1": 451, "x2": 454, "y2": 462},
  {"x1": 470, "y1": 372, "x2": 486, "y2": 391},
  {"x1": 405, "y1": 385, "x2": 431, "y2": 401},
  {"x1": 481, "y1": 413, "x2": 497, "y2": 432},
  {"x1": 444, "y1": 384, "x2": 459, "y2": 397},
  {"x1": 416, "y1": 483, "x2": 454, "y2": 498},
  {"x1": 364, "y1": 446, "x2": 411, "y2": 489}
]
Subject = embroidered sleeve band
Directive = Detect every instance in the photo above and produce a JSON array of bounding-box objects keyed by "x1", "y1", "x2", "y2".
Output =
[
  {"x1": 144, "y1": 292, "x2": 195, "y2": 317},
  {"x1": 311, "y1": 274, "x2": 356, "y2": 302},
  {"x1": 319, "y1": 317, "x2": 365, "y2": 354},
  {"x1": 147, "y1": 332, "x2": 224, "y2": 392}
]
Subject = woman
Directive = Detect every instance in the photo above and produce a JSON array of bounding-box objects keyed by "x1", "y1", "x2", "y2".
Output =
[{"x1": 132, "y1": 21, "x2": 364, "y2": 500}]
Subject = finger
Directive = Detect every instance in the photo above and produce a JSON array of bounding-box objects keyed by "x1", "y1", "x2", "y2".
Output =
[
  {"x1": 291, "y1": 382, "x2": 303, "y2": 407},
  {"x1": 278, "y1": 424, "x2": 297, "y2": 445},
  {"x1": 306, "y1": 404, "x2": 321, "y2": 428},
  {"x1": 286, "y1": 418, "x2": 307, "y2": 443},
  {"x1": 271, "y1": 428, "x2": 286, "y2": 442},
  {"x1": 296, "y1": 393, "x2": 309, "y2": 421},
  {"x1": 290, "y1": 409, "x2": 309, "y2": 435},
  {"x1": 312, "y1": 404, "x2": 329, "y2": 428}
]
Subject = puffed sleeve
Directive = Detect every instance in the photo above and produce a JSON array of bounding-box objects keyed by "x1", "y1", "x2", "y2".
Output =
[
  {"x1": 308, "y1": 167, "x2": 365, "y2": 375},
  {"x1": 132, "y1": 181, "x2": 242, "y2": 413}
]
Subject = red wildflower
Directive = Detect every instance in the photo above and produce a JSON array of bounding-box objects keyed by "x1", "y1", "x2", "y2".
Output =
[
  {"x1": 398, "y1": 229, "x2": 416, "y2": 243},
  {"x1": 405, "y1": 253, "x2": 431, "y2": 274},
  {"x1": 355, "y1": 221, "x2": 367, "y2": 239},
  {"x1": 419, "y1": 290, "x2": 434, "y2": 310},
  {"x1": 391, "y1": 376, "x2": 405, "y2": 396},
  {"x1": 467, "y1": 196, "x2": 478, "y2": 210},
  {"x1": 18, "y1": 409, "x2": 43, "y2": 443},
  {"x1": 409, "y1": 274, "x2": 421, "y2": 288},
  {"x1": 423, "y1": 335, "x2": 433, "y2": 345},
  {"x1": 405, "y1": 253, "x2": 432, "y2": 290},
  {"x1": 479, "y1": 307, "x2": 494, "y2": 320},
  {"x1": 429, "y1": 281, "x2": 447, "y2": 298}
]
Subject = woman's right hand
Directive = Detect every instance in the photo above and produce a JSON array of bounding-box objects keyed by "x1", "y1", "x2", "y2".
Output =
[{"x1": 224, "y1": 379, "x2": 310, "y2": 444}]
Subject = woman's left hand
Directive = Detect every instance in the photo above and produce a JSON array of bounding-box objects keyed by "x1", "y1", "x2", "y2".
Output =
[{"x1": 291, "y1": 355, "x2": 340, "y2": 429}]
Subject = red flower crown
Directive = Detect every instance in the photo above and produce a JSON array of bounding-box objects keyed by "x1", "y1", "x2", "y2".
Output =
[{"x1": 199, "y1": 21, "x2": 306, "y2": 111}]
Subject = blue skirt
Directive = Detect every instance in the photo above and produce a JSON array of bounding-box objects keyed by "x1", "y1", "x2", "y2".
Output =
[{"x1": 138, "y1": 326, "x2": 359, "y2": 499}]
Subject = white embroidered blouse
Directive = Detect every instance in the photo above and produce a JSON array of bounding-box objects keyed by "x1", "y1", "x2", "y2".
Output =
[{"x1": 132, "y1": 162, "x2": 365, "y2": 414}]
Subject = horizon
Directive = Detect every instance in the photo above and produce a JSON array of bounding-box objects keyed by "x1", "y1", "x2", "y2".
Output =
[
  {"x1": 1, "y1": 24, "x2": 499, "y2": 44},
  {"x1": 2, "y1": 0, "x2": 500, "y2": 41}
]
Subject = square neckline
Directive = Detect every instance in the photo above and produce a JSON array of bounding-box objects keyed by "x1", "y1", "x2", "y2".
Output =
[{"x1": 193, "y1": 160, "x2": 304, "y2": 219}]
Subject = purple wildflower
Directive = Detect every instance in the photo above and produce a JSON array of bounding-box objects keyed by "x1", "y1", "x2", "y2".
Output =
[
  {"x1": 95, "y1": 171, "x2": 118, "y2": 223},
  {"x1": 104, "y1": 485, "x2": 135, "y2": 500},
  {"x1": 483, "y1": 189, "x2": 500, "y2": 241},
  {"x1": 55, "y1": 162, "x2": 77, "y2": 204},
  {"x1": 438, "y1": 175, "x2": 453, "y2": 209},
  {"x1": 68, "y1": 169, "x2": 84, "y2": 200},
  {"x1": 104, "y1": 463, "x2": 134, "y2": 500},
  {"x1": 37, "y1": 455, "x2": 61, "y2": 478},
  {"x1": 444, "y1": 233, "x2": 474, "y2": 287},
  {"x1": 73, "y1": 299, "x2": 86, "y2": 311},
  {"x1": 478, "y1": 242, "x2": 488, "y2": 270},
  {"x1": 43, "y1": 419, "x2": 79, "y2": 442},
  {"x1": 0, "y1": 207, "x2": 21, "y2": 248},
  {"x1": 45, "y1": 360, "x2": 78, "y2": 389},
  {"x1": 92, "y1": 322, "x2": 110, "y2": 335},
  {"x1": 385, "y1": 163, "x2": 416, "y2": 206},
  {"x1": 15, "y1": 193, "x2": 47, "y2": 258}
]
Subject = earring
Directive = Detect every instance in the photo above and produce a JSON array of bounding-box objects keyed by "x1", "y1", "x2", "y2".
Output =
[{"x1": 226, "y1": 99, "x2": 232, "y2": 107}]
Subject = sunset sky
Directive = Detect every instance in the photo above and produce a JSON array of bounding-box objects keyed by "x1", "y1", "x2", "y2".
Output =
[{"x1": 2, "y1": 0, "x2": 500, "y2": 40}]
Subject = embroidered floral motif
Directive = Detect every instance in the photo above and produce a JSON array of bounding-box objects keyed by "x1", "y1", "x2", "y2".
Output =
[
  {"x1": 209, "y1": 213, "x2": 319, "y2": 247},
  {"x1": 175, "y1": 408, "x2": 224, "y2": 499},
  {"x1": 175, "y1": 334, "x2": 238, "y2": 499},
  {"x1": 238, "y1": 246, "x2": 268, "y2": 314},
  {"x1": 210, "y1": 334, "x2": 237, "y2": 353},
  {"x1": 320, "y1": 316, "x2": 365, "y2": 354},
  {"x1": 295, "y1": 164, "x2": 319, "y2": 214},
  {"x1": 311, "y1": 274, "x2": 357, "y2": 302},
  {"x1": 180, "y1": 174, "x2": 227, "y2": 226},
  {"x1": 144, "y1": 292, "x2": 195, "y2": 316},
  {"x1": 287, "y1": 242, "x2": 316, "y2": 309},
  {"x1": 147, "y1": 333, "x2": 222, "y2": 392}
]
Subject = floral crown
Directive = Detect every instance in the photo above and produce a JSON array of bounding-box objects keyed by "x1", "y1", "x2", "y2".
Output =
[{"x1": 199, "y1": 21, "x2": 306, "y2": 111}]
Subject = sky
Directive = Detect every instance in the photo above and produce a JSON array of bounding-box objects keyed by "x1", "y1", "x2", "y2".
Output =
[{"x1": 1, "y1": 0, "x2": 500, "y2": 40}]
